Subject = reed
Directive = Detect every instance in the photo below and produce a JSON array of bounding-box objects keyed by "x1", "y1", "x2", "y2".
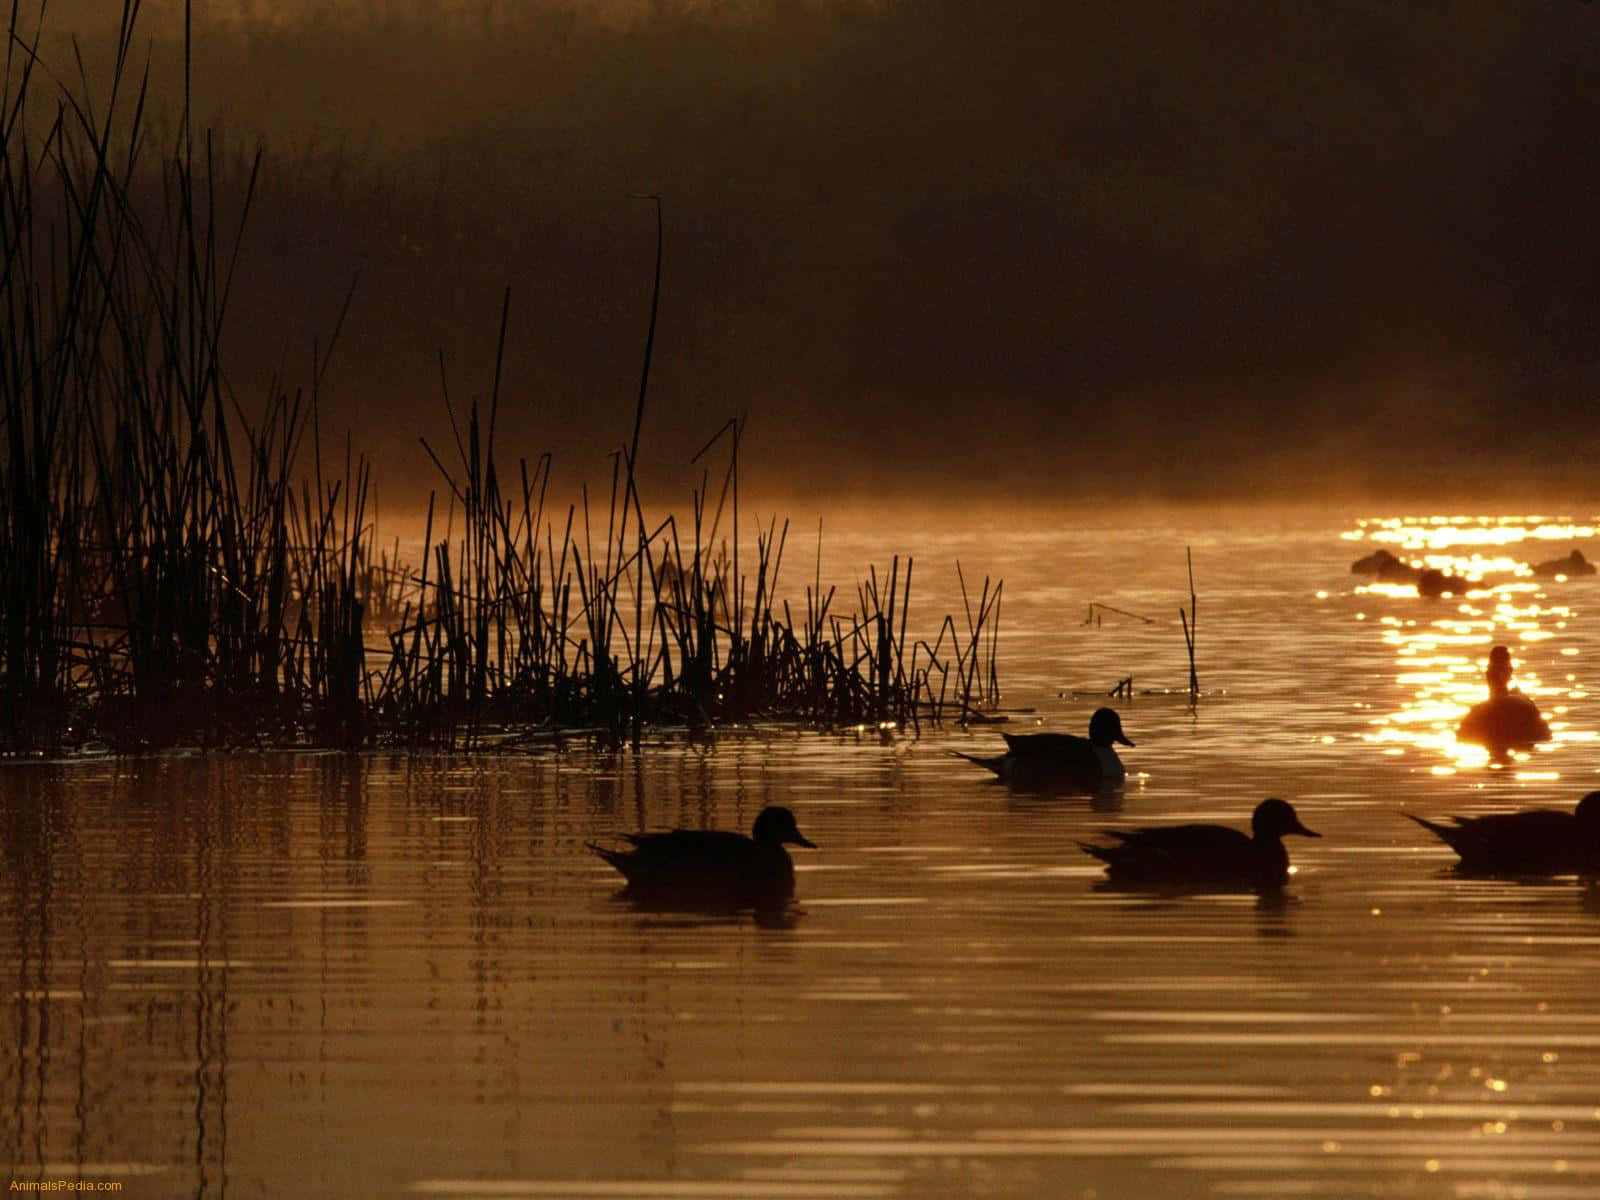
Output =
[
  {"x1": 377, "y1": 364, "x2": 1005, "y2": 745},
  {"x1": 0, "y1": 0, "x2": 1002, "y2": 754},
  {"x1": 1180, "y1": 545, "x2": 1199, "y2": 706}
]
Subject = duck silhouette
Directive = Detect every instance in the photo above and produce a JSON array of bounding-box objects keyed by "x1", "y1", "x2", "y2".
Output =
[
  {"x1": 1532, "y1": 549, "x2": 1596, "y2": 579},
  {"x1": 1080, "y1": 797, "x2": 1320, "y2": 889},
  {"x1": 587, "y1": 806, "x2": 816, "y2": 908},
  {"x1": 1417, "y1": 567, "x2": 1471, "y2": 598},
  {"x1": 955, "y1": 707, "x2": 1133, "y2": 793},
  {"x1": 1351, "y1": 548, "x2": 1417, "y2": 582},
  {"x1": 1405, "y1": 792, "x2": 1600, "y2": 874},
  {"x1": 1457, "y1": 644, "x2": 1550, "y2": 754}
]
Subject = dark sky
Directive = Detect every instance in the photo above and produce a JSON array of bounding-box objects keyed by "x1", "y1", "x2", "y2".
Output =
[{"x1": 43, "y1": 0, "x2": 1600, "y2": 505}]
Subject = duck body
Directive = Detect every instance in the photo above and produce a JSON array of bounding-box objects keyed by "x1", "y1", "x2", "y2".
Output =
[
  {"x1": 1417, "y1": 567, "x2": 1471, "y2": 597},
  {"x1": 588, "y1": 806, "x2": 816, "y2": 907},
  {"x1": 1406, "y1": 793, "x2": 1600, "y2": 873},
  {"x1": 956, "y1": 707, "x2": 1133, "y2": 793},
  {"x1": 1349, "y1": 550, "x2": 1470, "y2": 595},
  {"x1": 1457, "y1": 693, "x2": 1550, "y2": 750},
  {"x1": 999, "y1": 730, "x2": 1127, "y2": 786},
  {"x1": 1457, "y1": 645, "x2": 1550, "y2": 752},
  {"x1": 1533, "y1": 549, "x2": 1596, "y2": 579},
  {"x1": 1081, "y1": 797, "x2": 1320, "y2": 889},
  {"x1": 1352, "y1": 548, "x2": 1413, "y2": 580}
]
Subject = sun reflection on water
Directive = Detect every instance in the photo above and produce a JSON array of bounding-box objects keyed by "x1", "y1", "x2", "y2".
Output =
[{"x1": 1348, "y1": 515, "x2": 1596, "y2": 773}]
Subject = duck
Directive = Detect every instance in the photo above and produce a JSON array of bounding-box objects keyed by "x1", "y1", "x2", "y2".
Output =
[
  {"x1": 1532, "y1": 549, "x2": 1596, "y2": 579},
  {"x1": 1080, "y1": 797, "x2": 1321, "y2": 888},
  {"x1": 1417, "y1": 567, "x2": 1471, "y2": 598},
  {"x1": 1405, "y1": 792, "x2": 1600, "y2": 874},
  {"x1": 1351, "y1": 547, "x2": 1416, "y2": 581},
  {"x1": 587, "y1": 805, "x2": 816, "y2": 907},
  {"x1": 1456, "y1": 644, "x2": 1550, "y2": 752},
  {"x1": 955, "y1": 707, "x2": 1134, "y2": 792}
]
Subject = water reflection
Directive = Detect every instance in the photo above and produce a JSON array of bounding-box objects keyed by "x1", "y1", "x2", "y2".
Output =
[
  {"x1": 1346, "y1": 515, "x2": 1595, "y2": 773},
  {"x1": 975, "y1": 776, "x2": 1128, "y2": 811},
  {"x1": 10, "y1": 515, "x2": 1600, "y2": 1198},
  {"x1": 606, "y1": 891, "x2": 807, "y2": 932}
]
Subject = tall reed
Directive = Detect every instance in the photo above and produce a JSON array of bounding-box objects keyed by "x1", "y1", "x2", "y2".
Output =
[{"x1": 0, "y1": 0, "x2": 1002, "y2": 753}]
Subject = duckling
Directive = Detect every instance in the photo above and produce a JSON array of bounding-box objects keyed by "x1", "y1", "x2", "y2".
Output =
[
  {"x1": 587, "y1": 805, "x2": 816, "y2": 906},
  {"x1": 1405, "y1": 792, "x2": 1600, "y2": 874},
  {"x1": 1080, "y1": 797, "x2": 1320, "y2": 888},
  {"x1": 956, "y1": 707, "x2": 1134, "y2": 792}
]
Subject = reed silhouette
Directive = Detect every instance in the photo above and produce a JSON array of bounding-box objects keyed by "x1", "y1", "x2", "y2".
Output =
[{"x1": 0, "y1": 1, "x2": 1002, "y2": 753}]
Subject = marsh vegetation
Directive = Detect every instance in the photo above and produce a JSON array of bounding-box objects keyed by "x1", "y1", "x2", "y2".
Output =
[{"x1": 0, "y1": 1, "x2": 1001, "y2": 753}]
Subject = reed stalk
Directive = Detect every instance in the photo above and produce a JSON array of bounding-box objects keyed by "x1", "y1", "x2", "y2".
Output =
[
  {"x1": 1181, "y1": 545, "x2": 1198, "y2": 706},
  {"x1": 0, "y1": 0, "x2": 1004, "y2": 754}
]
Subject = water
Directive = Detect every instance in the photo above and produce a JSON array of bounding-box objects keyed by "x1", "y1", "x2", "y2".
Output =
[{"x1": 5, "y1": 509, "x2": 1600, "y2": 1199}]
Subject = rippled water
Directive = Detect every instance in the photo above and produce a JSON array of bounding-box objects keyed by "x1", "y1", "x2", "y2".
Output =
[{"x1": 5, "y1": 510, "x2": 1600, "y2": 1198}]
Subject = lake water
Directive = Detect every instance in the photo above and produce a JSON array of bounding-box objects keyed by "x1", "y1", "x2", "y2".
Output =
[{"x1": 5, "y1": 509, "x2": 1600, "y2": 1199}]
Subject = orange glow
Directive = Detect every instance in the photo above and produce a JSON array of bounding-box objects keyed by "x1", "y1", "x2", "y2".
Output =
[{"x1": 1350, "y1": 515, "x2": 1594, "y2": 773}]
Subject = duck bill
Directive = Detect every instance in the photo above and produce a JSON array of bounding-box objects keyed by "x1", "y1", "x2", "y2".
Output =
[
  {"x1": 1116, "y1": 734, "x2": 1135, "y2": 747},
  {"x1": 1293, "y1": 820, "x2": 1322, "y2": 838},
  {"x1": 792, "y1": 834, "x2": 818, "y2": 849}
]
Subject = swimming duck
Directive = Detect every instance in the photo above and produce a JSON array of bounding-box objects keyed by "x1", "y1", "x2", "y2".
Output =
[
  {"x1": 1352, "y1": 548, "x2": 1417, "y2": 582},
  {"x1": 1080, "y1": 797, "x2": 1321, "y2": 888},
  {"x1": 1417, "y1": 567, "x2": 1471, "y2": 598},
  {"x1": 587, "y1": 805, "x2": 816, "y2": 907},
  {"x1": 1532, "y1": 549, "x2": 1596, "y2": 579},
  {"x1": 1457, "y1": 644, "x2": 1550, "y2": 752},
  {"x1": 1405, "y1": 792, "x2": 1600, "y2": 874},
  {"x1": 955, "y1": 707, "x2": 1134, "y2": 792}
]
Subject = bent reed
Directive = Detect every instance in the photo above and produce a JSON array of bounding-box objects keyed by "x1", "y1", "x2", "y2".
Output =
[{"x1": 0, "y1": 2, "x2": 1000, "y2": 753}]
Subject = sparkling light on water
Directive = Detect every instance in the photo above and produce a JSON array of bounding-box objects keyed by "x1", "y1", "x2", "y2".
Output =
[{"x1": 1349, "y1": 515, "x2": 1595, "y2": 774}]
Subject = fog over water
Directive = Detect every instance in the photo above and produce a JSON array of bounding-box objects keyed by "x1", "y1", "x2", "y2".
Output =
[{"x1": 30, "y1": 1, "x2": 1600, "y2": 505}]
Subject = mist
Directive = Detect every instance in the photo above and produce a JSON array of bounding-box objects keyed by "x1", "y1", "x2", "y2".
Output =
[{"x1": 33, "y1": 0, "x2": 1600, "y2": 508}]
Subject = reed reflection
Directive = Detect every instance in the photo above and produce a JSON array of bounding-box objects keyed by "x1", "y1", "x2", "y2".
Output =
[
  {"x1": 0, "y1": 764, "x2": 241, "y2": 1194},
  {"x1": 1346, "y1": 516, "x2": 1595, "y2": 773},
  {"x1": 2, "y1": 769, "x2": 58, "y2": 1185}
]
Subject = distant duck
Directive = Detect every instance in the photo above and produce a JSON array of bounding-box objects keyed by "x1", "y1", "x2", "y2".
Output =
[
  {"x1": 955, "y1": 707, "x2": 1134, "y2": 792},
  {"x1": 1417, "y1": 567, "x2": 1471, "y2": 597},
  {"x1": 1350, "y1": 549, "x2": 1471, "y2": 594},
  {"x1": 1079, "y1": 797, "x2": 1321, "y2": 889},
  {"x1": 1405, "y1": 792, "x2": 1600, "y2": 874},
  {"x1": 1352, "y1": 548, "x2": 1417, "y2": 582},
  {"x1": 587, "y1": 805, "x2": 816, "y2": 907},
  {"x1": 1533, "y1": 549, "x2": 1597, "y2": 579},
  {"x1": 1456, "y1": 644, "x2": 1550, "y2": 752}
]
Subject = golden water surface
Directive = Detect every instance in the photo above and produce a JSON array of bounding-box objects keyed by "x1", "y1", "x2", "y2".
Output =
[{"x1": 4, "y1": 511, "x2": 1599, "y2": 1198}]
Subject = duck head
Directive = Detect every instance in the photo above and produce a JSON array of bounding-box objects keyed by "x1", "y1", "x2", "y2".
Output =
[
  {"x1": 1088, "y1": 707, "x2": 1134, "y2": 748},
  {"x1": 1252, "y1": 797, "x2": 1320, "y2": 840},
  {"x1": 752, "y1": 806, "x2": 817, "y2": 849}
]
